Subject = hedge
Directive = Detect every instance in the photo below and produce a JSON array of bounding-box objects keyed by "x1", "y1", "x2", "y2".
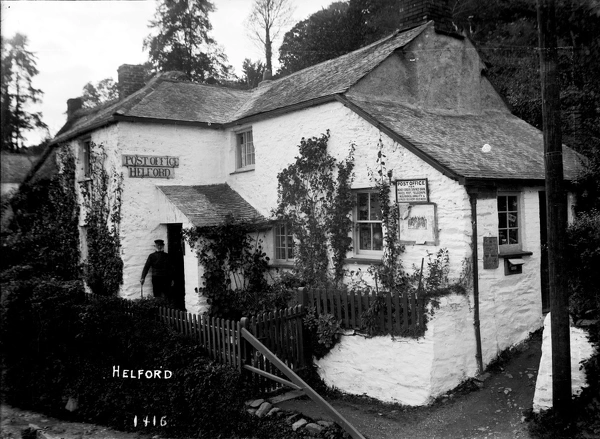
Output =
[{"x1": 0, "y1": 278, "x2": 272, "y2": 438}]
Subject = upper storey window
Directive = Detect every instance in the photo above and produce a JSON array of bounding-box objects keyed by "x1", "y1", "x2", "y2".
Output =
[
  {"x1": 236, "y1": 130, "x2": 255, "y2": 170},
  {"x1": 82, "y1": 139, "x2": 91, "y2": 178}
]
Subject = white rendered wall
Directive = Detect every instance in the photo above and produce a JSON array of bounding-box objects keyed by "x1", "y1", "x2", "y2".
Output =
[
  {"x1": 117, "y1": 123, "x2": 227, "y2": 305},
  {"x1": 67, "y1": 122, "x2": 229, "y2": 308},
  {"x1": 228, "y1": 101, "x2": 472, "y2": 281},
  {"x1": 533, "y1": 313, "x2": 596, "y2": 412},
  {"x1": 475, "y1": 189, "x2": 545, "y2": 366},
  {"x1": 316, "y1": 294, "x2": 478, "y2": 405}
]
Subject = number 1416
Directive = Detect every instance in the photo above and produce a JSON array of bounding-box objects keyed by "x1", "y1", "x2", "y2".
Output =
[{"x1": 134, "y1": 415, "x2": 167, "y2": 427}]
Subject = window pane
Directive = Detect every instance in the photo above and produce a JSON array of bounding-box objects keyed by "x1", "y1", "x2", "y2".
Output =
[
  {"x1": 499, "y1": 229, "x2": 508, "y2": 245},
  {"x1": 498, "y1": 213, "x2": 507, "y2": 228},
  {"x1": 498, "y1": 196, "x2": 507, "y2": 212},
  {"x1": 508, "y1": 196, "x2": 518, "y2": 211},
  {"x1": 358, "y1": 193, "x2": 369, "y2": 220},
  {"x1": 286, "y1": 231, "x2": 294, "y2": 259},
  {"x1": 509, "y1": 229, "x2": 518, "y2": 244},
  {"x1": 508, "y1": 213, "x2": 518, "y2": 228},
  {"x1": 369, "y1": 193, "x2": 381, "y2": 220},
  {"x1": 359, "y1": 224, "x2": 372, "y2": 250},
  {"x1": 247, "y1": 141, "x2": 255, "y2": 165},
  {"x1": 372, "y1": 223, "x2": 383, "y2": 250}
]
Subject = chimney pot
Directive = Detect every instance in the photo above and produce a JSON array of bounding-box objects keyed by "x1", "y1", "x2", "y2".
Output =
[
  {"x1": 398, "y1": 0, "x2": 457, "y2": 35},
  {"x1": 117, "y1": 64, "x2": 146, "y2": 99}
]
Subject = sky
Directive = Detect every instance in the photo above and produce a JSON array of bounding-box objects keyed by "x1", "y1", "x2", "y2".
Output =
[{"x1": 1, "y1": 0, "x2": 334, "y2": 146}]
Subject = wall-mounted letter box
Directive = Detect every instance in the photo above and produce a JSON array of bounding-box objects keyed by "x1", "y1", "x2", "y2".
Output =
[{"x1": 504, "y1": 258, "x2": 525, "y2": 275}]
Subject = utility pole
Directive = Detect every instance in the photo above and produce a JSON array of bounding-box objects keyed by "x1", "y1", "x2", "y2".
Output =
[{"x1": 536, "y1": 0, "x2": 572, "y2": 415}]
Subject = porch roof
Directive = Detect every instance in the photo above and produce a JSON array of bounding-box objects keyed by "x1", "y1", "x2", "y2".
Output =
[{"x1": 157, "y1": 184, "x2": 265, "y2": 228}]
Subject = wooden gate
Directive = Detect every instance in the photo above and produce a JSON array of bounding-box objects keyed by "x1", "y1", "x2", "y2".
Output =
[{"x1": 242, "y1": 304, "x2": 306, "y2": 393}]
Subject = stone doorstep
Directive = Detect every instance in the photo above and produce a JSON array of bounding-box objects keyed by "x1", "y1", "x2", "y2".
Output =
[{"x1": 268, "y1": 389, "x2": 306, "y2": 404}]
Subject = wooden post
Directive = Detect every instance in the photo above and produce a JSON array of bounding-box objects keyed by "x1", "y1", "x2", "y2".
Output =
[
  {"x1": 239, "y1": 317, "x2": 249, "y2": 373},
  {"x1": 537, "y1": 0, "x2": 571, "y2": 415}
]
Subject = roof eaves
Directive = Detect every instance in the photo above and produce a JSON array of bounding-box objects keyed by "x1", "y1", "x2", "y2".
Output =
[
  {"x1": 49, "y1": 116, "x2": 118, "y2": 146},
  {"x1": 50, "y1": 73, "x2": 169, "y2": 146},
  {"x1": 335, "y1": 93, "x2": 461, "y2": 182},
  {"x1": 113, "y1": 114, "x2": 224, "y2": 129}
]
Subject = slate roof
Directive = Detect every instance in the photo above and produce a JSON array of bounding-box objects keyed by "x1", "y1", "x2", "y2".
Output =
[
  {"x1": 346, "y1": 96, "x2": 584, "y2": 181},
  {"x1": 51, "y1": 24, "x2": 428, "y2": 145},
  {"x1": 231, "y1": 25, "x2": 426, "y2": 120},
  {"x1": 1, "y1": 153, "x2": 39, "y2": 184},
  {"x1": 51, "y1": 21, "x2": 584, "y2": 183},
  {"x1": 158, "y1": 184, "x2": 265, "y2": 227}
]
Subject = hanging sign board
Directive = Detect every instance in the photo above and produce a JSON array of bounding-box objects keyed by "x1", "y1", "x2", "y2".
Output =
[
  {"x1": 483, "y1": 237, "x2": 499, "y2": 269},
  {"x1": 396, "y1": 179, "x2": 429, "y2": 203},
  {"x1": 398, "y1": 203, "x2": 438, "y2": 245},
  {"x1": 122, "y1": 154, "x2": 179, "y2": 179}
]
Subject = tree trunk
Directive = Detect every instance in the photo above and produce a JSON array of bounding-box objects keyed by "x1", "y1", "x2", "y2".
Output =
[{"x1": 265, "y1": 25, "x2": 272, "y2": 74}]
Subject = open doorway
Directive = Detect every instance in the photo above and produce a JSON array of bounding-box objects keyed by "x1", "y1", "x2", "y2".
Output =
[{"x1": 167, "y1": 223, "x2": 186, "y2": 311}]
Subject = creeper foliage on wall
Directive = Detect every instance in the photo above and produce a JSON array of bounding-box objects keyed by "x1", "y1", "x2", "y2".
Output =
[
  {"x1": 79, "y1": 141, "x2": 123, "y2": 296},
  {"x1": 275, "y1": 130, "x2": 355, "y2": 285}
]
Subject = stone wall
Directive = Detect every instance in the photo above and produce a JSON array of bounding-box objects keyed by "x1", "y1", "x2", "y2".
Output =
[{"x1": 316, "y1": 294, "x2": 477, "y2": 405}]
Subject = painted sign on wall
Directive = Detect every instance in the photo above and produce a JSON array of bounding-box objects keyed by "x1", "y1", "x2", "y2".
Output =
[
  {"x1": 483, "y1": 237, "x2": 499, "y2": 269},
  {"x1": 396, "y1": 179, "x2": 429, "y2": 202},
  {"x1": 122, "y1": 154, "x2": 179, "y2": 179}
]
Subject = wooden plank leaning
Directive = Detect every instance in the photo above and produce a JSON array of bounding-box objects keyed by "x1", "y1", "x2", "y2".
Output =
[{"x1": 240, "y1": 321, "x2": 366, "y2": 439}]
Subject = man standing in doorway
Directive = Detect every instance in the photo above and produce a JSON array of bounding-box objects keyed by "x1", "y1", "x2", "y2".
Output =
[{"x1": 140, "y1": 239, "x2": 173, "y2": 301}]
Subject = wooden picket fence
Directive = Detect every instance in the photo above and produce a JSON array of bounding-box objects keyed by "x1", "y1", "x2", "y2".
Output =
[
  {"x1": 159, "y1": 307, "x2": 245, "y2": 369},
  {"x1": 84, "y1": 293, "x2": 306, "y2": 390},
  {"x1": 301, "y1": 288, "x2": 427, "y2": 337}
]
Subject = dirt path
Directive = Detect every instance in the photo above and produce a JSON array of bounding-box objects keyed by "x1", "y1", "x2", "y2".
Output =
[{"x1": 276, "y1": 331, "x2": 542, "y2": 439}]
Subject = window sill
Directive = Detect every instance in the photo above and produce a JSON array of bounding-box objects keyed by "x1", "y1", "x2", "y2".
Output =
[
  {"x1": 269, "y1": 262, "x2": 294, "y2": 269},
  {"x1": 499, "y1": 250, "x2": 533, "y2": 258},
  {"x1": 78, "y1": 177, "x2": 92, "y2": 183},
  {"x1": 230, "y1": 167, "x2": 255, "y2": 175},
  {"x1": 344, "y1": 257, "x2": 383, "y2": 266}
]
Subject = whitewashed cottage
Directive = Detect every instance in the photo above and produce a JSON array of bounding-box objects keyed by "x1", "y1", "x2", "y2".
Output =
[{"x1": 45, "y1": 0, "x2": 583, "y2": 405}]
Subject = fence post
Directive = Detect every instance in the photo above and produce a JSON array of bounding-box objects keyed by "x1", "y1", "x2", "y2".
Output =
[
  {"x1": 297, "y1": 287, "x2": 308, "y2": 307},
  {"x1": 239, "y1": 317, "x2": 249, "y2": 374}
]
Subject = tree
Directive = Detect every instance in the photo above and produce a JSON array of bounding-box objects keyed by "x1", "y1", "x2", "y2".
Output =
[
  {"x1": 81, "y1": 78, "x2": 119, "y2": 108},
  {"x1": 239, "y1": 58, "x2": 265, "y2": 89},
  {"x1": 246, "y1": 0, "x2": 295, "y2": 74},
  {"x1": 143, "y1": 0, "x2": 231, "y2": 82},
  {"x1": 278, "y1": 0, "x2": 398, "y2": 75},
  {"x1": 278, "y1": 2, "x2": 351, "y2": 75},
  {"x1": 1, "y1": 33, "x2": 48, "y2": 152}
]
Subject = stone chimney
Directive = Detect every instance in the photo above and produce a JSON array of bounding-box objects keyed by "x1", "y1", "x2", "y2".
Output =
[
  {"x1": 117, "y1": 64, "x2": 146, "y2": 99},
  {"x1": 398, "y1": 0, "x2": 457, "y2": 35},
  {"x1": 66, "y1": 97, "x2": 83, "y2": 120}
]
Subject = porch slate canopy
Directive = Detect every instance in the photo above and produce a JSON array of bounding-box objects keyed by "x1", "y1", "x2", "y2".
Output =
[{"x1": 158, "y1": 184, "x2": 265, "y2": 228}]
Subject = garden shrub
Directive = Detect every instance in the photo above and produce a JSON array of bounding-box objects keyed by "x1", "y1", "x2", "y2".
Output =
[
  {"x1": 0, "y1": 280, "x2": 256, "y2": 438},
  {"x1": 565, "y1": 209, "x2": 600, "y2": 319},
  {"x1": 1, "y1": 149, "x2": 79, "y2": 280},
  {"x1": 304, "y1": 306, "x2": 342, "y2": 359}
]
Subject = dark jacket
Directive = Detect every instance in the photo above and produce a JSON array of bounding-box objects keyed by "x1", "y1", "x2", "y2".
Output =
[{"x1": 141, "y1": 251, "x2": 171, "y2": 279}]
